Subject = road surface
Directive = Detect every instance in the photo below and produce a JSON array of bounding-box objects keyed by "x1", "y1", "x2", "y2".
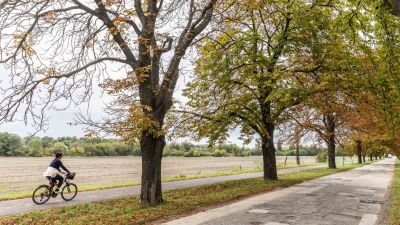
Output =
[{"x1": 163, "y1": 159, "x2": 395, "y2": 225}]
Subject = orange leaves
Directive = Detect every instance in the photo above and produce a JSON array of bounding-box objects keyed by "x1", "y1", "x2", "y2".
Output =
[
  {"x1": 84, "y1": 131, "x2": 99, "y2": 138},
  {"x1": 114, "y1": 17, "x2": 129, "y2": 23}
]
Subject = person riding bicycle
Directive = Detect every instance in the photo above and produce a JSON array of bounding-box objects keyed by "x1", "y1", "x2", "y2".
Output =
[{"x1": 42, "y1": 152, "x2": 70, "y2": 193}]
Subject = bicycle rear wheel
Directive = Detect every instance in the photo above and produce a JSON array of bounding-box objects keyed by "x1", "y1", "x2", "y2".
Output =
[
  {"x1": 32, "y1": 185, "x2": 51, "y2": 205},
  {"x1": 61, "y1": 183, "x2": 78, "y2": 201}
]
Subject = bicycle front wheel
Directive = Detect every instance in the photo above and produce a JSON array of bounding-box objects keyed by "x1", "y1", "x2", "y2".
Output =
[
  {"x1": 32, "y1": 185, "x2": 51, "y2": 205},
  {"x1": 61, "y1": 183, "x2": 78, "y2": 201}
]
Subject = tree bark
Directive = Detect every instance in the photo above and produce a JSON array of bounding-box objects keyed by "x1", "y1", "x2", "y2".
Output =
[
  {"x1": 140, "y1": 134, "x2": 165, "y2": 204},
  {"x1": 362, "y1": 154, "x2": 366, "y2": 163},
  {"x1": 356, "y1": 140, "x2": 363, "y2": 164},
  {"x1": 369, "y1": 154, "x2": 373, "y2": 161},
  {"x1": 383, "y1": 0, "x2": 400, "y2": 15},
  {"x1": 261, "y1": 124, "x2": 277, "y2": 180},
  {"x1": 295, "y1": 142, "x2": 300, "y2": 166},
  {"x1": 327, "y1": 137, "x2": 336, "y2": 168},
  {"x1": 326, "y1": 113, "x2": 336, "y2": 169}
]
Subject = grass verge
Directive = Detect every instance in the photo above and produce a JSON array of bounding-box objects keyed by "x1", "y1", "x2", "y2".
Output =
[
  {"x1": 390, "y1": 160, "x2": 400, "y2": 225},
  {"x1": 0, "y1": 163, "x2": 366, "y2": 225},
  {"x1": 0, "y1": 162, "x2": 321, "y2": 201}
]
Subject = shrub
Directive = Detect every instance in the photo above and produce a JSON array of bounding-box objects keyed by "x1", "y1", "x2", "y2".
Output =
[
  {"x1": 183, "y1": 150, "x2": 201, "y2": 157},
  {"x1": 316, "y1": 151, "x2": 328, "y2": 163},
  {"x1": 212, "y1": 149, "x2": 229, "y2": 157}
]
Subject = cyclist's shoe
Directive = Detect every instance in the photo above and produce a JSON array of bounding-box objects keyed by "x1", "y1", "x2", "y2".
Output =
[{"x1": 54, "y1": 188, "x2": 60, "y2": 193}]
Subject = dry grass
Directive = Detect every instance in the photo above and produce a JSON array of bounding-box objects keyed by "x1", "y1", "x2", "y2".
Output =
[{"x1": 0, "y1": 156, "x2": 323, "y2": 200}]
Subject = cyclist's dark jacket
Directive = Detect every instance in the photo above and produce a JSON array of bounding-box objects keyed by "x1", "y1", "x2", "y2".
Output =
[{"x1": 49, "y1": 159, "x2": 70, "y2": 173}]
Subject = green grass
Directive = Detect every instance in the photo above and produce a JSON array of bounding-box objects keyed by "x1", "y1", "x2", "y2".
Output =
[
  {"x1": 0, "y1": 163, "x2": 365, "y2": 225},
  {"x1": 0, "y1": 162, "x2": 321, "y2": 201},
  {"x1": 390, "y1": 160, "x2": 400, "y2": 225}
]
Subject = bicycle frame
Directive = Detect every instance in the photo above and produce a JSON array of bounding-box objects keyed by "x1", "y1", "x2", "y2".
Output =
[{"x1": 48, "y1": 174, "x2": 70, "y2": 191}]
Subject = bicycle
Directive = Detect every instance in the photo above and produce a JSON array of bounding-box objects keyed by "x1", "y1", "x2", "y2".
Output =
[{"x1": 32, "y1": 172, "x2": 78, "y2": 205}]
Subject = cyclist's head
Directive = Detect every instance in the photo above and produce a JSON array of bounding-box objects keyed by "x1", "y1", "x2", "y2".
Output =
[{"x1": 55, "y1": 152, "x2": 63, "y2": 159}]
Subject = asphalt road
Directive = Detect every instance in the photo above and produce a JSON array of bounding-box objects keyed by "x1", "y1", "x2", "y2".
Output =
[{"x1": 163, "y1": 159, "x2": 395, "y2": 225}]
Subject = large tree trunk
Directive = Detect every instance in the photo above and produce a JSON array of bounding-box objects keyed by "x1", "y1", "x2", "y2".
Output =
[
  {"x1": 261, "y1": 124, "x2": 277, "y2": 180},
  {"x1": 362, "y1": 154, "x2": 366, "y2": 163},
  {"x1": 327, "y1": 137, "x2": 336, "y2": 168},
  {"x1": 369, "y1": 154, "x2": 373, "y2": 161},
  {"x1": 356, "y1": 140, "x2": 363, "y2": 164},
  {"x1": 140, "y1": 134, "x2": 165, "y2": 204},
  {"x1": 326, "y1": 113, "x2": 336, "y2": 169}
]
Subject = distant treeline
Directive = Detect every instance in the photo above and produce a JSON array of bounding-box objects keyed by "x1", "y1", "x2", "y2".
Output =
[{"x1": 0, "y1": 132, "x2": 328, "y2": 157}]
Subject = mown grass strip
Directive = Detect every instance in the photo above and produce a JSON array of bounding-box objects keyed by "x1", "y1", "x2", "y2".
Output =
[
  {"x1": 0, "y1": 162, "x2": 321, "y2": 201},
  {"x1": 390, "y1": 160, "x2": 400, "y2": 225},
  {"x1": 0, "y1": 163, "x2": 366, "y2": 225}
]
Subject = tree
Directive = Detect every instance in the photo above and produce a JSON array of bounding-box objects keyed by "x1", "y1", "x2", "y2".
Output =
[
  {"x1": 51, "y1": 142, "x2": 68, "y2": 154},
  {"x1": 27, "y1": 139, "x2": 44, "y2": 157},
  {"x1": 0, "y1": 132, "x2": 23, "y2": 156},
  {"x1": 176, "y1": 0, "x2": 348, "y2": 179},
  {"x1": 278, "y1": 119, "x2": 309, "y2": 165},
  {"x1": 0, "y1": 0, "x2": 217, "y2": 204}
]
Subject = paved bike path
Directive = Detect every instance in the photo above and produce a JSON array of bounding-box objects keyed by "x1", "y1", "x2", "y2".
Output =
[
  {"x1": 163, "y1": 159, "x2": 395, "y2": 225},
  {"x1": 0, "y1": 165, "x2": 324, "y2": 217}
]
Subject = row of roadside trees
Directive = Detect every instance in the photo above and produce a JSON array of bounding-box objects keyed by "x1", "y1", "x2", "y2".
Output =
[{"x1": 1, "y1": 0, "x2": 400, "y2": 204}]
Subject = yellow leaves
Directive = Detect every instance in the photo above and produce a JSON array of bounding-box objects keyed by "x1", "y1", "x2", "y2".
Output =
[
  {"x1": 46, "y1": 67, "x2": 59, "y2": 77},
  {"x1": 42, "y1": 79, "x2": 50, "y2": 85},
  {"x1": 34, "y1": 67, "x2": 60, "y2": 85},
  {"x1": 103, "y1": 0, "x2": 123, "y2": 6},
  {"x1": 108, "y1": 21, "x2": 128, "y2": 36},
  {"x1": 236, "y1": 0, "x2": 263, "y2": 12},
  {"x1": 125, "y1": 9, "x2": 136, "y2": 17},
  {"x1": 13, "y1": 32, "x2": 36, "y2": 57},
  {"x1": 43, "y1": 11, "x2": 56, "y2": 24},
  {"x1": 108, "y1": 26, "x2": 119, "y2": 35}
]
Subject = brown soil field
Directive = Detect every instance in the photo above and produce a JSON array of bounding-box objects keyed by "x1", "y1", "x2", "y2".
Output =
[{"x1": 0, "y1": 156, "x2": 322, "y2": 196}]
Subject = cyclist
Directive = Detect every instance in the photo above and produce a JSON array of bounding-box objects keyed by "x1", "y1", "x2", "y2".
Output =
[{"x1": 42, "y1": 152, "x2": 70, "y2": 193}]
